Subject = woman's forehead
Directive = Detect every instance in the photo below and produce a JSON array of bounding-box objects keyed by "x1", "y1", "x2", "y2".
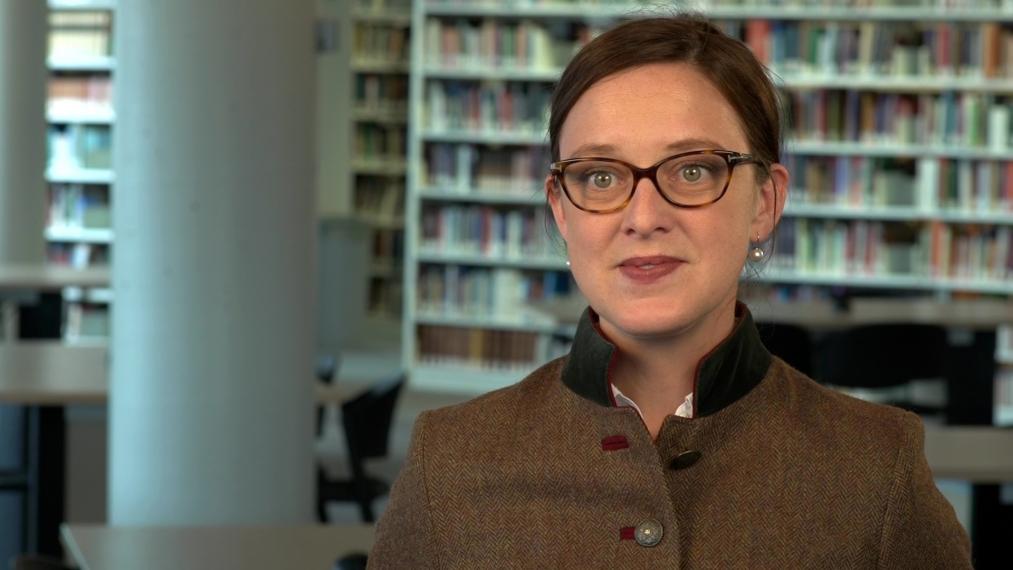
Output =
[{"x1": 558, "y1": 63, "x2": 748, "y2": 158}]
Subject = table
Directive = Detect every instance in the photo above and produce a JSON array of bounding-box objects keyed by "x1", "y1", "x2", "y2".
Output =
[
  {"x1": 0, "y1": 342, "x2": 371, "y2": 558},
  {"x1": 0, "y1": 342, "x2": 363, "y2": 405},
  {"x1": 0, "y1": 265, "x2": 109, "y2": 290},
  {"x1": 60, "y1": 524, "x2": 374, "y2": 570}
]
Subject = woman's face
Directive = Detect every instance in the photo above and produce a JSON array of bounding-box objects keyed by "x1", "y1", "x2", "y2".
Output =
[{"x1": 547, "y1": 62, "x2": 786, "y2": 340}]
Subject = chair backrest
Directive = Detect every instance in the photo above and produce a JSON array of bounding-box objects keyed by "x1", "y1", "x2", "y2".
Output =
[
  {"x1": 341, "y1": 375, "x2": 406, "y2": 463},
  {"x1": 315, "y1": 354, "x2": 341, "y2": 436},
  {"x1": 756, "y1": 322, "x2": 814, "y2": 377},
  {"x1": 816, "y1": 323, "x2": 948, "y2": 389}
]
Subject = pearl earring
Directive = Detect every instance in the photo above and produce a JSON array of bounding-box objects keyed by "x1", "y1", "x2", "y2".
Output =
[
  {"x1": 749, "y1": 233, "x2": 766, "y2": 262},
  {"x1": 565, "y1": 259, "x2": 571, "y2": 268}
]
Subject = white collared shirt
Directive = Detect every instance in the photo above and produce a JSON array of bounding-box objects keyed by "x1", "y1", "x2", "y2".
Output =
[{"x1": 610, "y1": 384, "x2": 695, "y2": 419}]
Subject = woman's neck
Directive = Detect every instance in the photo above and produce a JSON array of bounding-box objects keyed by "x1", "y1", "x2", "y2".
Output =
[{"x1": 601, "y1": 297, "x2": 738, "y2": 438}]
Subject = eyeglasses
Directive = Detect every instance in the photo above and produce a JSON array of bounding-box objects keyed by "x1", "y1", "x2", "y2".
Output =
[{"x1": 549, "y1": 149, "x2": 764, "y2": 214}]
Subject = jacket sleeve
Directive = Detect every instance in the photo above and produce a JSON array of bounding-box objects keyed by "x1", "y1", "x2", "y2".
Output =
[
  {"x1": 368, "y1": 410, "x2": 440, "y2": 569},
  {"x1": 877, "y1": 411, "x2": 973, "y2": 569}
]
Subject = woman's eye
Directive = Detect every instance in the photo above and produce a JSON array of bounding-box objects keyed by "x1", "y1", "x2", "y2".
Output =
[
  {"x1": 589, "y1": 171, "x2": 615, "y2": 188},
  {"x1": 681, "y1": 165, "x2": 704, "y2": 182}
]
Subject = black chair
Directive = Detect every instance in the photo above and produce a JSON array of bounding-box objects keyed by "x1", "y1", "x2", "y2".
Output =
[
  {"x1": 317, "y1": 374, "x2": 406, "y2": 523},
  {"x1": 756, "y1": 322, "x2": 814, "y2": 377},
  {"x1": 814, "y1": 323, "x2": 949, "y2": 417},
  {"x1": 315, "y1": 355, "x2": 340, "y2": 436}
]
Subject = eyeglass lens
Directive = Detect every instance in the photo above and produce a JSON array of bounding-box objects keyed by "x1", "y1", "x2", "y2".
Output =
[{"x1": 561, "y1": 152, "x2": 731, "y2": 210}]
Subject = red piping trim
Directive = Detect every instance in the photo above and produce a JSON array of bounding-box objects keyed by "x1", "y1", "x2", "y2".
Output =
[{"x1": 601, "y1": 435, "x2": 629, "y2": 451}]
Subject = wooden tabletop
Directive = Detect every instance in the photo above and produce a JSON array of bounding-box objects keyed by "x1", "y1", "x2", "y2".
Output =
[
  {"x1": 0, "y1": 264, "x2": 110, "y2": 289},
  {"x1": 61, "y1": 524, "x2": 374, "y2": 570},
  {"x1": 923, "y1": 427, "x2": 1013, "y2": 483},
  {"x1": 530, "y1": 296, "x2": 1013, "y2": 329},
  {"x1": 0, "y1": 342, "x2": 361, "y2": 405}
]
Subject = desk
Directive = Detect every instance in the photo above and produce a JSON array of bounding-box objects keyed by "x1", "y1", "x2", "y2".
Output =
[
  {"x1": 0, "y1": 342, "x2": 370, "y2": 558},
  {"x1": 925, "y1": 427, "x2": 1013, "y2": 483},
  {"x1": 0, "y1": 342, "x2": 363, "y2": 405},
  {"x1": 749, "y1": 298, "x2": 1013, "y2": 330},
  {"x1": 529, "y1": 296, "x2": 1013, "y2": 330},
  {"x1": 0, "y1": 265, "x2": 109, "y2": 290},
  {"x1": 60, "y1": 524, "x2": 374, "y2": 570}
]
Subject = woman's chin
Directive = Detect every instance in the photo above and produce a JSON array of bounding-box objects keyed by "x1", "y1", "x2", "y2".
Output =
[{"x1": 594, "y1": 300, "x2": 697, "y2": 340}]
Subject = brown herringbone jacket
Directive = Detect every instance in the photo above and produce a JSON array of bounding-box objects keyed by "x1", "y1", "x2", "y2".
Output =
[{"x1": 370, "y1": 305, "x2": 973, "y2": 568}]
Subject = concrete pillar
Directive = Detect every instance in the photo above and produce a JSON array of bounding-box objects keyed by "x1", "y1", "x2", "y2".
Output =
[
  {"x1": 109, "y1": 0, "x2": 317, "y2": 524},
  {"x1": 0, "y1": 0, "x2": 47, "y2": 265}
]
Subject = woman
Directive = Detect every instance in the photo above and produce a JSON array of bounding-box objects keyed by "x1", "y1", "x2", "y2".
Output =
[{"x1": 369, "y1": 15, "x2": 972, "y2": 569}]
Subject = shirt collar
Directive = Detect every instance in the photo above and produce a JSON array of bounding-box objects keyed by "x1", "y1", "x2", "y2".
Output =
[
  {"x1": 611, "y1": 383, "x2": 695, "y2": 419},
  {"x1": 561, "y1": 301, "x2": 772, "y2": 418}
]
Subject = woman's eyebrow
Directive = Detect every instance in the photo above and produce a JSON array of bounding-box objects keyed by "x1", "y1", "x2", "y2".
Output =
[
  {"x1": 662, "y1": 137, "x2": 727, "y2": 152},
  {"x1": 567, "y1": 142, "x2": 620, "y2": 157},
  {"x1": 566, "y1": 137, "x2": 731, "y2": 159}
]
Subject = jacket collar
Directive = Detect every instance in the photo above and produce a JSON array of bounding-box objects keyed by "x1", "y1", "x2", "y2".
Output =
[{"x1": 561, "y1": 302, "x2": 771, "y2": 418}]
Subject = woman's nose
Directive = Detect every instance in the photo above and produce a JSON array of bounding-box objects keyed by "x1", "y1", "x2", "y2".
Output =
[{"x1": 620, "y1": 176, "x2": 675, "y2": 237}]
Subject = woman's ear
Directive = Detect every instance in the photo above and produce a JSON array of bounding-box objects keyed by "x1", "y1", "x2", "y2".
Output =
[
  {"x1": 546, "y1": 174, "x2": 569, "y2": 241},
  {"x1": 751, "y1": 163, "x2": 789, "y2": 240}
]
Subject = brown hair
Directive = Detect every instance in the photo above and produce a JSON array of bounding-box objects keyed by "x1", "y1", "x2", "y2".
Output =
[{"x1": 548, "y1": 14, "x2": 782, "y2": 175}]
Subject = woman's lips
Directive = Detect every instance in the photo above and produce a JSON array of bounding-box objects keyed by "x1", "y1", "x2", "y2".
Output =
[{"x1": 618, "y1": 256, "x2": 683, "y2": 284}]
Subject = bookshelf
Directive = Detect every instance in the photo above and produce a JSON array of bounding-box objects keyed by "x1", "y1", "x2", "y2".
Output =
[
  {"x1": 46, "y1": 0, "x2": 116, "y2": 342},
  {"x1": 348, "y1": 0, "x2": 412, "y2": 321},
  {"x1": 405, "y1": 0, "x2": 1013, "y2": 396}
]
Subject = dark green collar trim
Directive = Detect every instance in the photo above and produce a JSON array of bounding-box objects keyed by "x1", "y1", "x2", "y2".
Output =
[{"x1": 561, "y1": 302, "x2": 772, "y2": 418}]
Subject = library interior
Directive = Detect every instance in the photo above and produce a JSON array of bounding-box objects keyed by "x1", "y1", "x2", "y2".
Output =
[{"x1": 1, "y1": 0, "x2": 1012, "y2": 568}]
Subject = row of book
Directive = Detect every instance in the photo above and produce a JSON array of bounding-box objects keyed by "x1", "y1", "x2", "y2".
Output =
[
  {"x1": 424, "y1": 17, "x2": 595, "y2": 71},
  {"x1": 48, "y1": 11, "x2": 112, "y2": 59},
  {"x1": 356, "y1": 0, "x2": 411, "y2": 11},
  {"x1": 372, "y1": 228, "x2": 404, "y2": 263},
  {"x1": 47, "y1": 184, "x2": 111, "y2": 231},
  {"x1": 706, "y1": 1, "x2": 1013, "y2": 8},
  {"x1": 424, "y1": 15, "x2": 1012, "y2": 79},
  {"x1": 785, "y1": 155, "x2": 1013, "y2": 211},
  {"x1": 425, "y1": 143, "x2": 549, "y2": 194},
  {"x1": 997, "y1": 367, "x2": 1013, "y2": 425},
  {"x1": 417, "y1": 265, "x2": 574, "y2": 316},
  {"x1": 733, "y1": 20, "x2": 1012, "y2": 78},
  {"x1": 417, "y1": 324, "x2": 544, "y2": 370},
  {"x1": 427, "y1": 80, "x2": 552, "y2": 135},
  {"x1": 356, "y1": 177, "x2": 405, "y2": 222},
  {"x1": 65, "y1": 302, "x2": 109, "y2": 340},
  {"x1": 424, "y1": 80, "x2": 1012, "y2": 150},
  {"x1": 48, "y1": 76, "x2": 112, "y2": 116},
  {"x1": 354, "y1": 23, "x2": 410, "y2": 64},
  {"x1": 772, "y1": 217, "x2": 1013, "y2": 280},
  {"x1": 420, "y1": 204, "x2": 558, "y2": 259},
  {"x1": 355, "y1": 74, "x2": 408, "y2": 111},
  {"x1": 369, "y1": 278, "x2": 403, "y2": 318},
  {"x1": 355, "y1": 123, "x2": 407, "y2": 163},
  {"x1": 47, "y1": 242, "x2": 108, "y2": 269},
  {"x1": 47, "y1": 124, "x2": 112, "y2": 171},
  {"x1": 784, "y1": 90, "x2": 1010, "y2": 150},
  {"x1": 924, "y1": 220, "x2": 1012, "y2": 279}
]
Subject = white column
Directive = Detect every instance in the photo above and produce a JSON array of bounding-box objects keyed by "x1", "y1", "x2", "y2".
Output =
[
  {"x1": 0, "y1": 0, "x2": 47, "y2": 264},
  {"x1": 109, "y1": 0, "x2": 317, "y2": 524}
]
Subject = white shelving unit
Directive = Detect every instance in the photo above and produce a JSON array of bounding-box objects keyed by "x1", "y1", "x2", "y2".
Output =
[
  {"x1": 46, "y1": 0, "x2": 116, "y2": 342},
  {"x1": 423, "y1": 2, "x2": 1013, "y2": 22},
  {"x1": 405, "y1": 0, "x2": 1013, "y2": 394},
  {"x1": 347, "y1": 1, "x2": 412, "y2": 322}
]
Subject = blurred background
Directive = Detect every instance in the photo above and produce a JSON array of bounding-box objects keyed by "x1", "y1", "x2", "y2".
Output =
[{"x1": 1, "y1": 0, "x2": 1012, "y2": 568}]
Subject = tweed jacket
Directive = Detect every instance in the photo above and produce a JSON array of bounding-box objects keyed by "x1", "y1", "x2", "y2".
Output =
[{"x1": 369, "y1": 304, "x2": 973, "y2": 569}]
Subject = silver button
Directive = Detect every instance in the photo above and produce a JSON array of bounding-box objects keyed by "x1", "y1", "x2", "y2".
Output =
[{"x1": 635, "y1": 519, "x2": 663, "y2": 547}]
